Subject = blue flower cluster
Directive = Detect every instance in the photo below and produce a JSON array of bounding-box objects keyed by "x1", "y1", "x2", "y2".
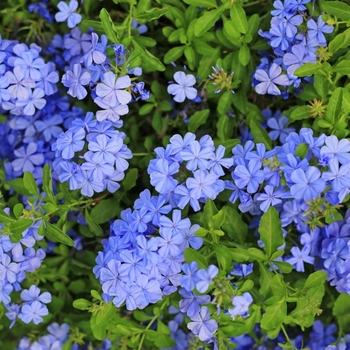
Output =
[
  {"x1": 0, "y1": 211, "x2": 49, "y2": 327},
  {"x1": 92, "y1": 134, "x2": 243, "y2": 342},
  {"x1": 48, "y1": 26, "x2": 150, "y2": 122},
  {"x1": 253, "y1": 0, "x2": 333, "y2": 96},
  {"x1": 16, "y1": 322, "x2": 69, "y2": 349},
  {"x1": 0, "y1": 35, "x2": 58, "y2": 116},
  {"x1": 148, "y1": 132, "x2": 233, "y2": 211},
  {"x1": 52, "y1": 112, "x2": 132, "y2": 196}
]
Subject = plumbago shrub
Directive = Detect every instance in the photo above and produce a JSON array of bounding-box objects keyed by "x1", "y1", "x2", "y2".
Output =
[{"x1": 2, "y1": 0, "x2": 350, "y2": 349}]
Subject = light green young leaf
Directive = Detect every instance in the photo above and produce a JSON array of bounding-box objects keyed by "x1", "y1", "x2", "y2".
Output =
[
  {"x1": 294, "y1": 63, "x2": 320, "y2": 77},
  {"x1": 230, "y1": 4, "x2": 248, "y2": 34},
  {"x1": 23, "y1": 172, "x2": 39, "y2": 196},
  {"x1": 322, "y1": 1, "x2": 350, "y2": 21}
]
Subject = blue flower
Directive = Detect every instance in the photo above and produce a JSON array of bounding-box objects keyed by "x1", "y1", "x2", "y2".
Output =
[
  {"x1": 186, "y1": 170, "x2": 219, "y2": 199},
  {"x1": 254, "y1": 63, "x2": 289, "y2": 95},
  {"x1": 12, "y1": 142, "x2": 44, "y2": 173},
  {"x1": 187, "y1": 306, "x2": 218, "y2": 341},
  {"x1": 283, "y1": 43, "x2": 316, "y2": 77},
  {"x1": 290, "y1": 167, "x2": 326, "y2": 202},
  {"x1": 321, "y1": 135, "x2": 350, "y2": 165},
  {"x1": 16, "y1": 88, "x2": 46, "y2": 116},
  {"x1": 20, "y1": 285, "x2": 52, "y2": 304},
  {"x1": 82, "y1": 32, "x2": 107, "y2": 67},
  {"x1": 55, "y1": 127, "x2": 85, "y2": 159},
  {"x1": 267, "y1": 115, "x2": 295, "y2": 143},
  {"x1": 179, "y1": 288, "x2": 210, "y2": 318},
  {"x1": 55, "y1": 0, "x2": 82, "y2": 28},
  {"x1": 96, "y1": 73, "x2": 131, "y2": 107},
  {"x1": 234, "y1": 160, "x2": 265, "y2": 193},
  {"x1": 18, "y1": 301, "x2": 48, "y2": 325},
  {"x1": 62, "y1": 63, "x2": 91, "y2": 100},
  {"x1": 307, "y1": 17, "x2": 334, "y2": 46},
  {"x1": 196, "y1": 265, "x2": 219, "y2": 293},
  {"x1": 180, "y1": 262, "x2": 199, "y2": 292},
  {"x1": 287, "y1": 245, "x2": 314, "y2": 272},
  {"x1": 228, "y1": 292, "x2": 253, "y2": 318},
  {"x1": 149, "y1": 159, "x2": 179, "y2": 194},
  {"x1": 257, "y1": 185, "x2": 284, "y2": 212},
  {"x1": 167, "y1": 71, "x2": 197, "y2": 103}
]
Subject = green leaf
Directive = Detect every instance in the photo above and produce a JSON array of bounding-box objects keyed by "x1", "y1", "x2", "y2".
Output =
[
  {"x1": 258, "y1": 207, "x2": 284, "y2": 258},
  {"x1": 183, "y1": 0, "x2": 217, "y2": 7},
  {"x1": 230, "y1": 4, "x2": 248, "y2": 34},
  {"x1": 332, "y1": 60, "x2": 350, "y2": 75},
  {"x1": 329, "y1": 33, "x2": 346, "y2": 53},
  {"x1": 90, "y1": 199, "x2": 120, "y2": 224},
  {"x1": 290, "y1": 106, "x2": 310, "y2": 120},
  {"x1": 184, "y1": 46, "x2": 195, "y2": 69},
  {"x1": 303, "y1": 270, "x2": 327, "y2": 290},
  {"x1": 314, "y1": 74, "x2": 329, "y2": 99},
  {"x1": 123, "y1": 168, "x2": 138, "y2": 192},
  {"x1": 322, "y1": 1, "x2": 350, "y2": 21},
  {"x1": 139, "y1": 103, "x2": 155, "y2": 116},
  {"x1": 7, "y1": 178, "x2": 31, "y2": 196},
  {"x1": 202, "y1": 199, "x2": 218, "y2": 230},
  {"x1": 273, "y1": 261, "x2": 292, "y2": 273},
  {"x1": 238, "y1": 44, "x2": 250, "y2": 66},
  {"x1": 294, "y1": 63, "x2": 320, "y2": 77},
  {"x1": 259, "y1": 263, "x2": 275, "y2": 299},
  {"x1": 96, "y1": 302, "x2": 116, "y2": 325},
  {"x1": 85, "y1": 208, "x2": 104, "y2": 236},
  {"x1": 42, "y1": 164, "x2": 56, "y2": 204},
  {"x1": 221, "y1": 206, "x2": 247, "y2": 244},
  {"x1": 10, "y1": 219, "x2": 33, "y2": 236},
  {"x1": 261, "y1": 301, "x2": 287, "y2": 330},
  {"x1": 326, "y1": 87, "x2": 343, "y2": 124},
  {"x1": 239, "y1": 279, "x2": 254, "y2": 292},
  {"x1": 247, "y1": 248, "x2": 267, "y2": 261},
  {"x1": 0, "y1": 209, "x2": 16, "y2": 223},
  {"x1": 23, "y1": 172, "x2": 39, "y2": 196},
  {"x1": 164, "y1": 46, "x2": 185, "y2": 64},
  {"x1": 13, "y1": 203, "x2": 24, "y2": 219},
  {"x1": 333, "y1": 294, "x2": 350, "y2": 332},
  {"x1": 212, "y1": 209, "x2": 225, "y2": 229},
  {"x1": 135, "y1": 7, "x2": 168, "y2": 21},
  {"x1": 295, "y1": 143, "x2": 309, "y2": 159},
  {"x1": 44, "y1": 222, "x2": 74, "y2": 246},
  {"x1": 132, "y1": 40, "x2": 165, "y2": 71},
  {"x1": 73, "y1": 298, "x2": 90, "y2": 310},
  {"x1": 343, "y1": 88, "x2": 350, "y2": 114},
  {"x1": 90, "y1": 314, "x2": 106, "y2": 341},
  {"x1": 188, "y1": 109, "x2": 209, "y2": 132},
  {"x1": 217, "y1": 91, "x2": 233, "y2": 115},
  {"x1": 214, "y1": 244, "x2": 232, "y2": 271},
  {"x1": 194, "y1": 7, "x2": 225, "y2": 37},
  {"x1": 99, "y1": 8, "x2": 119, "y2": 43},
  {"x1": 184, "y1": 248, "x2": 208, "y2": 269},
  {"x1": 229, "y1": 248, "x2": 250, "y2": 262},
  {"x1": 247, "y1": 14, "x2": 260, "y2": 37},
  {"x1": 290, "y1": 286, "x2": 325, "y2": 328},
  {"x1": 249, "y1": 119, "x2": 272, "y2": 150}
]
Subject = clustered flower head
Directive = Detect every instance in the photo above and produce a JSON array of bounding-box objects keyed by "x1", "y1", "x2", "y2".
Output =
[
  {"x1": 17, "y1": 322, "x2": 70, "y2": 349},
  {"x1": 0, "y1": 211, "x2": 49, "y2": 327},
  {"x1": 52, "y1": 112, "x2": 132, "y2": 197},
  {"x1": 253, "y1": 0, "x2": 334, "y2": 96}
]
